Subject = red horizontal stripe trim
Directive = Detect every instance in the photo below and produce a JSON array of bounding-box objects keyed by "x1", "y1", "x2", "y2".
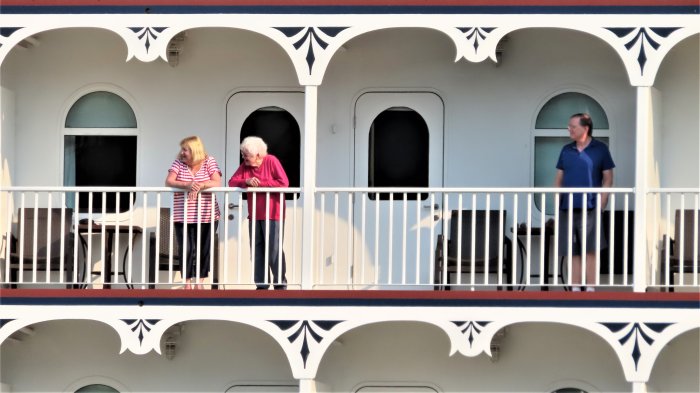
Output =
[
  {"x1": 2, "y1": 0, "x2": 698, "y2": 6},
  {"x1": 2, "y1": 288, "x2": 699, "y2": 302}
]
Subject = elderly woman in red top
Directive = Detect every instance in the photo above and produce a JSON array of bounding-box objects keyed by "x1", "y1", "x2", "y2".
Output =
[
  {"x1": 228, "y1": 136, "x2": 289, "y2": 290},
  {"x1": 165, "y1": 136, "x2": 221, "y2": 289}
]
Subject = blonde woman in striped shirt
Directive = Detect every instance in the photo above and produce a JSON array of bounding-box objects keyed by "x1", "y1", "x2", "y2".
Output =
[{"x1": 165, "y1": 136, "x2": 221, "y2": 289}]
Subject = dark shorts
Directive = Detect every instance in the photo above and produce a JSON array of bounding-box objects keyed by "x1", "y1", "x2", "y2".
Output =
[{"x1": 557, "y1": 209, "x2": 608, "y2": 256}]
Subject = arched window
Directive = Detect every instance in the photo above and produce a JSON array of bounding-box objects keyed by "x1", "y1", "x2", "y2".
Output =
[
  {"x1": 75, "y1": 384, "x2": 120, "y2": 393},
  {"x1": 240, "y1": 106, "x2": 301, "y2": 200},
  {"x1": 534, "y1": 92, "x2": 610, "y2": 215},
  {"x1": 368, "y1": 108, "x2": 429, "y2": 200},
  {"x1": 63, "y1": 90, "x2": 137, "y2": 213},
  {"x1": 66, "y1": 91, "x2": 137, "y2": 128},
  {"x1": 225, "y1": 384, "x2": 298, "y2": 392}
]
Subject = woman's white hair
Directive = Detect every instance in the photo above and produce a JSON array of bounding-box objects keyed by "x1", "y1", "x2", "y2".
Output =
[{"x1": 240, "y1": 136, "x2": 268, "y2": 156}]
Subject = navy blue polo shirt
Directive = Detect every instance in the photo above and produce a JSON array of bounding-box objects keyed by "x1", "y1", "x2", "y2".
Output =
[{"x1": 556, "y1": 138, "x2": 615, "y2": 210}]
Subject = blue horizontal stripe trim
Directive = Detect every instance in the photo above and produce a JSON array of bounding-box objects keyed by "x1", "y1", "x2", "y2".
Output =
[
  {"x1": 0, "y1": 5, "x2": 697, "y2": 14},
  {"x1": 3, "y1": 296, "x2": 698, "y2": 308}
]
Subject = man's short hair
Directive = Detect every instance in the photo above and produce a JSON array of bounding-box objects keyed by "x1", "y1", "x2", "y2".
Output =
[{"x1": 571, "y1": 113, "x2": 593, "y2": 137}]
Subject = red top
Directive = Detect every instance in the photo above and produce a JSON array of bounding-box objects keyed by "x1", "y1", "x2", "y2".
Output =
[{"x1": 228, "y1": 154, "x2": 289, "y2": 221}]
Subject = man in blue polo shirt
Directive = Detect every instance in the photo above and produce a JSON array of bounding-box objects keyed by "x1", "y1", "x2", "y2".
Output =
[{"x1": 554, "y1": 113, "x2": 615, "y2": 292}]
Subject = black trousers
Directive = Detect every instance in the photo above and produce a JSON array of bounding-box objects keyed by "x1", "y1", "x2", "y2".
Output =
[
  {"x1": 249, "y1": 220, "x2": 287, "y2": 289},
  {"x1": 174, "y1": 221, "x2": 218, "y2": 280}
]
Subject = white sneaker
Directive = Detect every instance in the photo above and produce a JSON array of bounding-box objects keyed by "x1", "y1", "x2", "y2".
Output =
[
  {"x1": 572, "y1": 286, "x2": 582, "y2": 292},
  {"x1": 585, "y1": 287, "x2": 595, "y2": 292}
]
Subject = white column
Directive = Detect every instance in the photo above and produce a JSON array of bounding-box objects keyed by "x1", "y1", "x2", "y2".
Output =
[
  {"x1": 301, "y1": 85, "x2": 318, "y2": 290},
  {"x1": 632, "y1": 381, "x2": 648, "y2": 393},
  {"x1": 633, "y1": 86, "x2": 652, "y2": 292},
  {"x1": 299, "y1": 378, "x2": 318, "y2": 393}
]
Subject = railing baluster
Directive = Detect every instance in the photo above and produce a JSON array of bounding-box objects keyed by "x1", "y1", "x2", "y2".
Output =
[
  {"x1": 361, "y1": 192, "x2": 367, "y2": 286},
  {"x1": 623, "y1": 195, "x2": 629, "y2": 286},
  {"x1": 60, "y1": 194, "x2": 67, "y2": 285},
  {"x1": 694, "y1": 196, "x2": 699, "y2": 286},
  {"x1": 388, "y1": 192, "x2": 394, "y2": 285},
  {"x1": 333, "y1": 192, "x2": 339, "y2": 284},
  {"x1": 498, "y1": 193, "x2": 505, "y2": 287},
  {"x1": 511, "y1": 194, "x2": 518, "y2": 288},
  {"x1": 347, "y1": 193, "x2": 353, "y2": 286},
  {"x1": 553, "y1": 193, "x2": 560, "y2": 289},
  {"x1": 428, "y1": 193, "x2": 435, "y2": 286},
  {"x1": 18, "y1": 193, "x2": 25, "y2": 284},
  {"x1": 319, "y1": 193, "x2": 325, "y2": 285},
  {"x1": 237, "y1": 193, "x2": 243, "y2": 285},
  {"x1": 567, "y1": 193, "x2": 573, "y2": 286},
  {"x1": 664, "y1": 194, "x2": 671, "y2": 287},
  {"x1": 292, "y1": 192, "x2": 298, "y2": 285},
  {"x1": 455, "y1": 194, "x2": 463, "y2": 286},
  {"x1": 484, "y1": 194, "x2": 491, "y2": 286},
  {"x1": 525, "y1": 193, "x2": 532, "y2": 287},
  {"x1": 374, "y1": 194, "x2": 379, "y2": 285},
  {"x1": 115, "y1": 192, "x2": 121, "y2": 285},
  {"x1": 442, "y1": 193, "x2": 449, "y2": 287},
  {"x1": 140, "y1": 192, "x2": 147, "y2": 288},
  {"x1": 264, "y1": 192, "x2": 270, "y2": 287},
  {"x1": 581, "y1": 192, "x2": 588, "y2": 287},
  {"x1": 402, "y1": 192, "x2": 407, "y2": 285},
  {"x1": 32, "y1": 193, "x2": 38, "y2": 283},
  {"x1": 539, "y1": 193, "x2": 546, "y2": 287},
  {"x1": 415, "y1": 192, "x2": 421, "y2": 285},
  {"x1": 45, "y1": 193, "x2": 53, "y2": 283},
  {"x1": 470, "y1": 194, "x2": 476, "y2": 288},
  {"x1": 222, "y1": 192, "x2": 229, "y2": 289},
  {"x1": 679, "y1": 195, "x2": 685, "y2": 286},
  {"x1": 608, "y1": 194, "x2": 616, "y2": 286}
]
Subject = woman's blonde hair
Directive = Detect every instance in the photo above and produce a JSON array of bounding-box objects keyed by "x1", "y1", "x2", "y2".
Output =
[{"x1": 179, "y1": 136, "x2": 207, "y2": 164}]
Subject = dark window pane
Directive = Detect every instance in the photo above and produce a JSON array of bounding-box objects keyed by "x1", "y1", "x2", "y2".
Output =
[
  {"x1": 369, "y1": 109, "x2": 429, "y2": 201},
  {"x1": 64, "y1": 135, "x2": 137, "y2": 213},
  {"x1": 240, "y1": 107, "x2": 301, "y2": 200}
]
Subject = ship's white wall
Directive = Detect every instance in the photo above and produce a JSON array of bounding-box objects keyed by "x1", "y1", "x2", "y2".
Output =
[
  {"x1": 318, "y1": 322, "x2": 629, "y2": 392},
  {"x1": 648, "y1": 328, "x2": 700, "y2": 393},
  {"x1": 320, "y1": 28, "x2": 637, "y2": 188},
  {"x1": 2, "y1": 320, "x2": 698, "y2": 392},
  {"x1": 0, "y1": 27, "x2": 660, "y2": 191},
  {"x1": 654, "y1": 35, "x2": 700, "y2": 188},
  {"x1": 0, "y1": 27, "x2": 299, "y2": 188},
  {"x1": 0, "y1": 87, "x2": 16, "y2": 274},
  {"x1": 0, "y1": 320, "x2": 296, "y2": 392}
]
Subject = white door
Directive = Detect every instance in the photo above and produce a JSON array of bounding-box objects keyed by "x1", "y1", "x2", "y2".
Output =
[
  {"x1": 353, "y1": 92, "x2": 444, "y2": 288},
  {"x1": 223, "y1": 91, "x2": 304, "y2": 287}
]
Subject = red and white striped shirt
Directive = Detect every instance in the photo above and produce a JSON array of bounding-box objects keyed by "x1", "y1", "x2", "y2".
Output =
[{"x1": 169, "y1": 156, "x2": 221, "y2": 223}]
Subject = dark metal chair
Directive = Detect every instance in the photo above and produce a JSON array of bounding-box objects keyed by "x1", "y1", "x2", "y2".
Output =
[
  {"x1": 8, "y1": 208, "x2": 75, "y2": 288},
  {"x1": 663, "y1": 209, "x2": 700, "y2": 290},
  {"x1": 600, "y1": 210, "x2": 634, "y2": 275},
  {"x1": 435, "y1": 210, "x2": 513, "y2": 290}
]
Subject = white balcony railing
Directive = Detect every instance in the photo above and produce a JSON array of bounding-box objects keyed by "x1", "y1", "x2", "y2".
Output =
[
  {"x1": 647, "y1": 189, "x2": 700, "y2": 290},
  {"x1": 1, "y1": 186, "x2": 698, "y2": 291}
]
